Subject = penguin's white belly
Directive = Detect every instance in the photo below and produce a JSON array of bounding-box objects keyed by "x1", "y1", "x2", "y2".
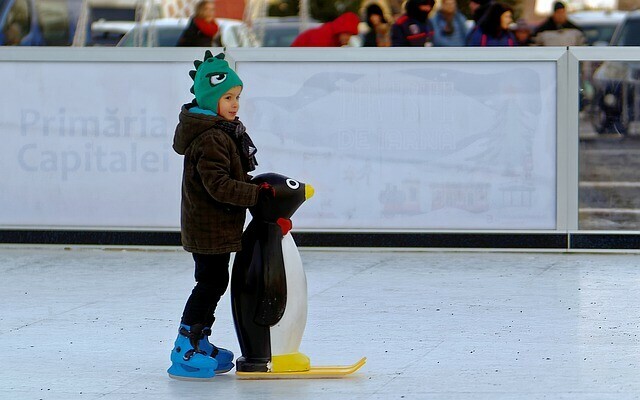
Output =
[{"x1": 269, "y1": 233, "x2": 307, "y2": 355}]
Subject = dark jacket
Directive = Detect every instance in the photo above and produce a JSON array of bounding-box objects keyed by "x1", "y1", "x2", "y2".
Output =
[
  {"x1": 532, "y1": 17, "x2": 585, "y2": 46},
  {"x1": 392, "y1": 0, "x2": 435, "y2": 46},
  {"x1": 391, "y1": 14, "x2": 434, "y2": 46},
  {"x1": 176, "y1": 19, "x2": 220, "y2": 47},
  {"x1": 534, "y1": 16, "x2": 581, "y2": 34},
  {"x1": 173, "y1": 105, "x2": 259, "y2": 254}
]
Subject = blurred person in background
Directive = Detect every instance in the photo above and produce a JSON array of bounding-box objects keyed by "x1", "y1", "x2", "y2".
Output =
[
  {"x1": 466, "y1": 2, "x2": 515, "y2": 46},
  {"x1": 3, "y1": 23, "x2": 23, "y2": 45},
  {"x1": 361, "y1": 1, "x2": 393, "y2": 47},
  {"x1": 291, "y1": 12, "x2": 360, "y2": 47},
  {"x1": 469, "y1": 0, "x2": 492, "y2": 25},
  {"x1": 431, "y1": 0, "x2": 468, "y2": 46},
  {"x1": 177, "y1": 0, "x2": 221, "y2": 47},
  {"x1": 513, "y1": 18, "x2": 533, "y2": 46},
  {"x1": 391, "y1": 0, "x2": 436, "y2": 46},
  {"x1": 532, "y1": 1, "x2": 585, "y2": 46}
]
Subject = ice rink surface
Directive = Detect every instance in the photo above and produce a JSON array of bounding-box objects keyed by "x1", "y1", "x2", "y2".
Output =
[{"x1": 2, "y1": 246, "x2": 640, "y2": 400}]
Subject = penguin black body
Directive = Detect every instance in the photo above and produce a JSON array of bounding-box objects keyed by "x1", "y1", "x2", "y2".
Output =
[{"x1": 231, "y1": 172, "x2": 313, "y2": 373}]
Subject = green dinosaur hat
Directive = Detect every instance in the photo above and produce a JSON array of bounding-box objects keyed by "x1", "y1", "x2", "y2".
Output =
[{"x1": 189, "y1": 51, "x2": 243, "y2": 114}]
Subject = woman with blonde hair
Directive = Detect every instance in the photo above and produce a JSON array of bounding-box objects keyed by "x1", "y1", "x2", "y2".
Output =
[{"x1": 177, "y1": 0, "x2": 221, "y2": 47}]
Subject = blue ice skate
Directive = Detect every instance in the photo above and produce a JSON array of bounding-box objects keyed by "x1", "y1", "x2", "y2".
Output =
[
  {"x1": 199, "y1": 326, "x2": 234, "y2": 373},
  {"x1": 168, "y1": 324, "x2": 218, "y2": 380}
]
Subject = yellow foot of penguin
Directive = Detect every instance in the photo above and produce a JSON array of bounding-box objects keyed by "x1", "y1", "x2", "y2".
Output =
[{"x1": 236, "y1": 357, "x2": 366, "y2": 379}]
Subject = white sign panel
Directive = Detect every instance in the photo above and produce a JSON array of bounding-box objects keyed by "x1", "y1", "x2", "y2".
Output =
[
  {"x1": 0, "y1": 61, "x2": 190, "y2": 229},
  {"x1": 237, "y1": 61, "x2": 557, "y2": 230},
  {"x1": 0, "y1": 58, "x2": 557, "y2": 231}
]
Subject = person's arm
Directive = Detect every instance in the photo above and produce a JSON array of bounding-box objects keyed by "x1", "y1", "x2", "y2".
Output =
[{"x1": 196, "y1": 133, "x2": 259, "y2": 207}]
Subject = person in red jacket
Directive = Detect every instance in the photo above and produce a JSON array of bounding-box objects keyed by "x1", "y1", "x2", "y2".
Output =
[{"x1": 291, "y1": 12, "x2": 360, "y2": 47}]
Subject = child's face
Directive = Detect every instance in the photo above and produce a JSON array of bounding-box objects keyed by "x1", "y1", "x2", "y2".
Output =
[{"x1": 217, "y1": 86, "x2": 242, "y2": 121}]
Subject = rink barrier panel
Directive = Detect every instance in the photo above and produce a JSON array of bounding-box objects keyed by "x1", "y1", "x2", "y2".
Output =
[
  {"x1": 0, "y1": 229, "x2": 569, "y2": 249},
  {"x1": 1, "y1": 230, "x2": 637, "y2": 251},
  {"x1": 1, "y1": 47, "x2": 640, "y2": 251}
]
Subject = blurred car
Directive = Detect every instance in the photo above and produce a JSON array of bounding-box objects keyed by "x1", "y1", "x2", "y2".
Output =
[
  {"x1": 116, "y1": 17, "x2": 246, "y2": 47},
  {"x1": 238, "y1": 17, "x2": 321, "y2": 47},
  {"x1": 590, "y1": 10, "x2": 640, "y2": 134},
  {"x1": 568, "y1": 10, "x2": 626, "y2": 46},
  {"x1": 91, "y1": 19, "x2": 136, "y2": 46},
  {"x1": 0, "y1": 0, "x2": 84, "y2": 46}
]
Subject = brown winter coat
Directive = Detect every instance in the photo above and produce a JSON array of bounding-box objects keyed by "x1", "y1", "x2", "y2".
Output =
[{"x1": 173, "y1": 105, "x2": 259, "y2": 254}]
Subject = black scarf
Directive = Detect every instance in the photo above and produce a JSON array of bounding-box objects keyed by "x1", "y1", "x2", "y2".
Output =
[{"x1": 215, "y1": 119, "x2": 258, "y2": 172}]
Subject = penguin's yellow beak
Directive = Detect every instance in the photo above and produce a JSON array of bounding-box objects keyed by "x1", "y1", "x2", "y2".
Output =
[{"x1": 305, "y1": 184, "x2": 315, "y2": 200}]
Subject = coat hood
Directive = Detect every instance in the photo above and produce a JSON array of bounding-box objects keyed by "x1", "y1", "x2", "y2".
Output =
[
  {"x1": 360, "y1": 0, "x2": 393, "y2": 28},
  {"x1": 173, "y1": 103, "x2": 226, "y2": 155},
  {"x1": 406, "y1": 0, "x2": 435, "y2": 22},
  {"x1": 328, "y1": 12, "x2": 360, "y2": 35}
]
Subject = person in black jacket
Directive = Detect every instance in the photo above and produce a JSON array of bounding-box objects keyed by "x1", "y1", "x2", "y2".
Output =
[
  {"x1": 532, "y1": 1, "x2": 585, "y2": 46},
  {"x1": 177, "y1": 0, "x2": 221, "y2": 47},
  {"x1": 391, "y1": 0, "x2": 435, "y2": 46}
]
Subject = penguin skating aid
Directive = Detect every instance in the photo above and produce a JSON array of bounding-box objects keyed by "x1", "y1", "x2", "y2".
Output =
[{"x1": 231, "y1": 173, "x2": 366, "y2": 379}]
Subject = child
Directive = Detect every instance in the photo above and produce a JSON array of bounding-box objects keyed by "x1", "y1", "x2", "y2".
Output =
[{"x1": 168, "y1": 51, "x2": 272, "y2": 380}]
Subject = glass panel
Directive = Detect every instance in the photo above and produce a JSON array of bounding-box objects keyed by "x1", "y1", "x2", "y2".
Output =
[
  {"x1": 616, "y1": 19, "x2": 640, "y2": 46},
  {"x1": 579, "y1": 59, "x2": 640, "y2": 229}
]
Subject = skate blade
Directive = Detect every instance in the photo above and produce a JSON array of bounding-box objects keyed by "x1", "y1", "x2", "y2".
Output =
[
  {"x1": 215, "y1": 363, "x2": 234, "y2": 374},
  {"x1": 236, "y1": 357, "x2": 366, "y2": 380},
  {"x1": 168, "y1": 373, "x2": 216, "y2": 382}
]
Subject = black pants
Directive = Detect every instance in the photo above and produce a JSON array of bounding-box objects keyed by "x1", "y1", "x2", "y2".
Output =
[{"x1": 181, "y1": 252, "x2": 231, "y2": 327}]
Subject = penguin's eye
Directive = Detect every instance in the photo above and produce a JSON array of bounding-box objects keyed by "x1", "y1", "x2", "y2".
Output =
[
  {"x1": 208, "y1": 73, "x2": 227, "y2": 86},
  {"x1": 286, "y1": 179, "x2": 300, "y2": 190}
]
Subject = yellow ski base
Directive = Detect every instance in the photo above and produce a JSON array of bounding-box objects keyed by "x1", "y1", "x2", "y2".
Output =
[{"x1": 236, "y1": 357, "x2": 366, "y2": 380}]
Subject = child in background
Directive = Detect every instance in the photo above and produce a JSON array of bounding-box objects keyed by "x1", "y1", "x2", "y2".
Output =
[{"x1": 168, "y1": 51, "x2": 272, "y2": 380}]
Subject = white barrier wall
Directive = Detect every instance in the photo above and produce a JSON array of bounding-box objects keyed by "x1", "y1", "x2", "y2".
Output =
[{"x1": 0, "y1": 47, "x2": 566, "y2": 232}]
